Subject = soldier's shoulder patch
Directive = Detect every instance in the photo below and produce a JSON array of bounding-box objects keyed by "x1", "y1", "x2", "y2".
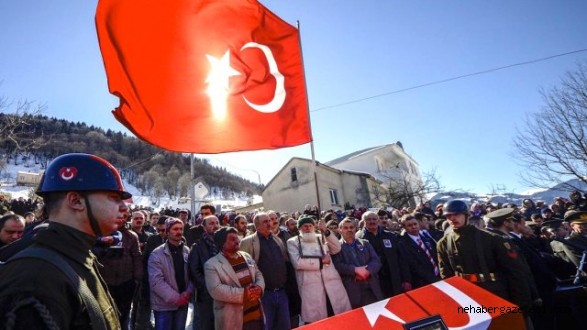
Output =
[{"x1": 507, "y1": 248, "x2": 518, "y2": 259}]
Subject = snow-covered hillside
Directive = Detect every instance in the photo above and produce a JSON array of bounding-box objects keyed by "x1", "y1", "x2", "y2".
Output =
[{"x1": 0, "y1": 157, "x2": 262, "y2": 212}]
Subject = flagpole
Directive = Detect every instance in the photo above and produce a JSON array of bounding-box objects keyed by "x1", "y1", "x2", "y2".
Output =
[
  {"x1": 297, "y1": 20, "x2": 321, "y2": 215},
  {"x1": 190, "y1": 154, "x2": 196, "y2": 224}
]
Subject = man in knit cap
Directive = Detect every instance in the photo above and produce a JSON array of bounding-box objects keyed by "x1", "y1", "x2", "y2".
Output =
[
  {"x1": 204, "y1": 227, "x2": 265, "y2": 330},
  {"x1": 287, "y1": 216, "x2": 351, "y2": 324}
]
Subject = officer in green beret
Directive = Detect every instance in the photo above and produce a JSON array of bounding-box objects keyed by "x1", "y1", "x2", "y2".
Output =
[
  {"x1": 560, "y1": 211, "x2": 587, "y2": 272},
  {"x1": 541, "y1": 220, "x2": 577, "y2": 280}
]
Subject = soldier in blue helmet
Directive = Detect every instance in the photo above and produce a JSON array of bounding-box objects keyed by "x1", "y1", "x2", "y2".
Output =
[{"x1": 0, "y1": 153, "x2": 132, "y2": 330}]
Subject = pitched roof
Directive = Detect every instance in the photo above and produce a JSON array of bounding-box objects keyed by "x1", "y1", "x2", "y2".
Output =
[{"x1": 325, "y1": 144, "x2": 390, "y2": 166}]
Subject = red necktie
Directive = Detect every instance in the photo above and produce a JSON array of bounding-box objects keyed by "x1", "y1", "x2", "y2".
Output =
[{"x1": 418, "y1": 238, "x2": 439, "y2": 276}]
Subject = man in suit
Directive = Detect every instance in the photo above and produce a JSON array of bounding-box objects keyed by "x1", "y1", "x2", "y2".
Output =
[
  {"x1": 356, "y1": 211, "x2": 409, "y2": 296},
  {"x1": 333, "y1": 218, "x2": 383, "y2": 308},
  {"x1": 204, "y1": 227, "x2": 265, "y2": 330},
  {"x1": 398, "y1": 214, "x2": 440, "y2": 289}
]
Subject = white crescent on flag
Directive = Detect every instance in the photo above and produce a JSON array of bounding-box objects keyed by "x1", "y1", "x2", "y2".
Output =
[{"x1": 240, "y1": 42, "x2": 286, "y2": 113}]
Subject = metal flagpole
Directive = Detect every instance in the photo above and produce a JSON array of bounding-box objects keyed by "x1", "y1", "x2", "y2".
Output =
[
  {"x1": 190, "y1": 154, "x2": 196, "y2": 224},
  {"x1": 297, "y1": 20, "x2": 321, "y2": 214}
]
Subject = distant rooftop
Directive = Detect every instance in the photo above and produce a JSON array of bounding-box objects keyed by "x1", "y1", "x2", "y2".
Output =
[{"x1": 326, "y1": 143, "x2": 397, "y2": 166}]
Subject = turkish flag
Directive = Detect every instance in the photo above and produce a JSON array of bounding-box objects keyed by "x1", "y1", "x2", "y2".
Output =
[
  {"x1": 96, "y1": 0, "x2": 311, "y2": 153},
  {"x1": 299, "y1": 277, "x2": 525, "y2": 330}
]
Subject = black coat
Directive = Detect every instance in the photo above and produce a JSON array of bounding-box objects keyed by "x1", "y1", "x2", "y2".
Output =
[
  {"x1": 398, "y1": 233, "x2": 440, "y2": 288},
  {"x1": 187, "y1": 235, "x2": 218, "y2": 302},
  {"x1": 356, "y1": 227, "x2": 409, "y2": 297}
]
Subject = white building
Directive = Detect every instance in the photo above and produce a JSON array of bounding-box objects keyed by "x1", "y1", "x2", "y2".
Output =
[
  {"x1": 326, "y1": 142, "x2": 424, "y2": 206},
  {"x1": 261, "y1": 157, "x2": 382, "y2": 213},
  {"x1": 16, "y1": 171, "x2": 43, "y2": 186}
]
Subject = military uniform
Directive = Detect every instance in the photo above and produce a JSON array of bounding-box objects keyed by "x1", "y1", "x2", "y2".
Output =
[
  {"x1": 561, "y1": 212, "x2": 587, "y2": 273},
  {"x1": 0, "y1": 222, "x2": 120, "y2": 330},
  {"x1": 437, "y1": 224, "x2": 533, "y2": 309}
]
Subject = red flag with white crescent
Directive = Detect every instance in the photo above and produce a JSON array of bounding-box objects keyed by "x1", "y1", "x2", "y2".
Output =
[{"x1": 96, "y1": 0, "x2": 311, "y2": 153}]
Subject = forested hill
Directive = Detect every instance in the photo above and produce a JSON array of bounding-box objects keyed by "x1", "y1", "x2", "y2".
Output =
[{"x1": 0, "y1": 113, "x2": 262, "y2": 198}]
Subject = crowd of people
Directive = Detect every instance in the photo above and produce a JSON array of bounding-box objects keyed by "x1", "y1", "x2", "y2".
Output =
[{"x1": 1, "y1": 153, "x2": 587, "y2": 330}]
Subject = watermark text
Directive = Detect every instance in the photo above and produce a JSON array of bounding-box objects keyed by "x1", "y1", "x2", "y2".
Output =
[{"x1": 457, "y1": 304, "x2": 523, "y2": 315}]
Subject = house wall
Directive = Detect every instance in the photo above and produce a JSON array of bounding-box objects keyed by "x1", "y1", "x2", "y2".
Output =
[
  {"x1": 262, "y1": 159, "x2": 380, "y2": 213},
  {"x1": 262, "y1": 159, "x2": 319, "y2": 213},
  {"x1": 16, "y1": 171, "x2": 42, "y2": 186},
  {"x1": 330, "y1": 145, "x2": 424, "y2": 206}
]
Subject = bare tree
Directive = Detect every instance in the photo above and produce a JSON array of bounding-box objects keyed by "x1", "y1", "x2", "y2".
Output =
[
  {"x1": 513, "y1": 61, "x2": 587, "y2": 191},
  {"x1": 164, "y1": 166, "x2": 181, "y2": 199},
  {"x1": 177, "y1": 173, "x2": 192, "y2": 198},
  {"x1": 0, "y1": 97, "x2": 48, "y2": 162},
  {"x1": 373, "y1": 168, "x2": 443, "y2": 209}
]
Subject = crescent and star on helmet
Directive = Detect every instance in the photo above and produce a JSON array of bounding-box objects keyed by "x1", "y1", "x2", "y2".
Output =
[{"x1": 58, "y1": 167, "x2": 78, "y2": 181}]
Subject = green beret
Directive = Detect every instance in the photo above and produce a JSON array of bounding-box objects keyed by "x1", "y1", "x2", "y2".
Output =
[
  {"x1": 297, "y1": 216, "x2": 315, "y2": 228},
  {"x1": 541, "y1": 220, "x2": 564, "y2": 230},
  {"x1": 485, "y1": 208, "x2": 515, "y2": 225},
  {"x1": 564, "y1": 211, "x2": 587, "y2": 224}
]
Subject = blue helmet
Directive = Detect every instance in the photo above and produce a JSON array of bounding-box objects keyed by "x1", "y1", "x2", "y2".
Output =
[
  {"x1": 36, "y1": 153, "x2": 132, "y2": 199},
  {"x1": 443, "y1": 200, "x2": 469, "y2": 216}
]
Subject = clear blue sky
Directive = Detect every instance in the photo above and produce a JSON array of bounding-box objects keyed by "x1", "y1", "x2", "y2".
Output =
[{"x1": 1, "y1": 1, "x2": 587, "y2": 194}]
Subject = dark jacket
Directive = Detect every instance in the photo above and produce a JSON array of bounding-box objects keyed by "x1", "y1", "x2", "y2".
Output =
[
  {"x1": 561, "y1": 232, "x2": 587, "y2": 272},
  {"x1": 95, "y1": 229, "x2": 143, "y2": 285},
  {"x1": 0, "y1": 222, "x2": 120, "y2": 329},
  {"x1": 356, "y1": 227, "x2": 409, "y2": 297},
  {"x1": 398, "y1": 233, "x2": 440, "y2": 288},
  {"x1": 188, "y1": 233, "x2": 218, "y2": 302}
]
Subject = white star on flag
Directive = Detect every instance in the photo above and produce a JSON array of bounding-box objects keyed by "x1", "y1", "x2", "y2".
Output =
[
  {"x1": 362, "y1": 299, "x2": 405, "y2": 327},
  {"x1": 205, "y1": 50, "x2": 241, "y2": 119}
]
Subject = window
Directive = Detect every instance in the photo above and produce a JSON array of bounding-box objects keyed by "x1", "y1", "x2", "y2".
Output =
[
  {"x1": 291, "y1": 167, "x2": 297, "y2": 182},
  {"x1": 329, "y1": 189, "x2": 339, "y2": 205}
]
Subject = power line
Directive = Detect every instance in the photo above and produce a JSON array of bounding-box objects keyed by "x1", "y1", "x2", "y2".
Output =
[
  {"x1": 310, "y1": 48, "x2": 587, "y2": 113},
  {"x1": 122, "y1": 151, "x2": 163, "y2": 170}
]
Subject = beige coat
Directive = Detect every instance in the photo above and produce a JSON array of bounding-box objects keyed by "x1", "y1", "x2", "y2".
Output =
[
  {"x1": 204, "y1": 251, "x2": 265, "y2": 330},
  {"x1": 287, "y1": 232, "x2": 351, "y2": 323}
]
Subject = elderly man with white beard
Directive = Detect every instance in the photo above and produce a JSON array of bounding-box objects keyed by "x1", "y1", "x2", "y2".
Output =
[{"x1": 287, "y1": 216, "x2": 351, "y2": 324}]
